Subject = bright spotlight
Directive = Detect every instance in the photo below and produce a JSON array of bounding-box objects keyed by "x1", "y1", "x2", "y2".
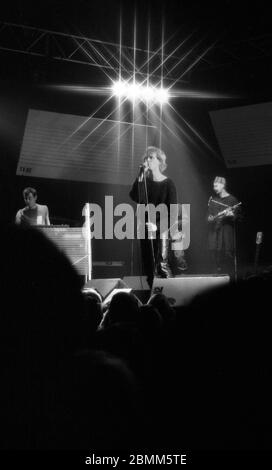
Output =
[
  {"x1": 111, "y1": 80, "x2": 169, "y2": 104},
  {"x1": 155, "y1": 88, "x2": 169, "y2": 104},
  {"x1": 127, "y1": 83, "x2": 141, "y2": 101},
  {"x1": 111, "y1": 80, "x2": 128, "y2": 98},
  {"x1": 141, "y1": 85, "x2": 155, "y2": 102}
]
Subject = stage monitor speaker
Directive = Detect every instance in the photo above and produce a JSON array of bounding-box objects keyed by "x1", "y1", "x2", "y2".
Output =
[
  {"x1": 151, "y1": 275, "x2": 230, "y2": 307},
  {"x1": 83, "y1": 278, "x2": 146, "y2": 306},
  {"x1": 122, "y1": 276, "x2": 150, "y2": 291},
  {"x1": 92, "y1": 261, "x2": 125, "y2": 279}
]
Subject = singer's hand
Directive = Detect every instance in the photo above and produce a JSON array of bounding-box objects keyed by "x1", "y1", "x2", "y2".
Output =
[
  {"x1": 208, "y1": 215, "x2": 214, "y2": 222},
  {"x1": 146, "y1": 222, "x2": 157, "y2": 232}
]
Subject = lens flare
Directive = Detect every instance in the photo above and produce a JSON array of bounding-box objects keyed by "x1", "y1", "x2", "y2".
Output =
[{"x1": 111, "y1": 80, "x2": 169, "y2": 104}]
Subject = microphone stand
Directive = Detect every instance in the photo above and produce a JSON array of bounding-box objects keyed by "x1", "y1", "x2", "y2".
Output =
[
  {"x1": 138, "y1": 167, "x2": 156, "y2": 281},
  {"x1": 254, "y1": 232, "x2": 263, "y2": 275},
  {"x1": 233, "y1": 203, "x2": 243, "y2": 282},
  {"x1": 233, "y1": 218, "x2": 238, "y2": 282}
]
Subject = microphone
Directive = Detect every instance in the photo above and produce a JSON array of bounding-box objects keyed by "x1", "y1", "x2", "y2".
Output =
[
  {"x1": 138, "y1": 165, "x2": 144, "y2": 179},
  {"x1": 138, "y1": 163, "x2": 149, "y2": 179}
]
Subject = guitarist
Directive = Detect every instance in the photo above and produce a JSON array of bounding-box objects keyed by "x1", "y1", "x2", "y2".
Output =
[{"x1": 207, "y1": 176, "x2": 241, "y2": 278}]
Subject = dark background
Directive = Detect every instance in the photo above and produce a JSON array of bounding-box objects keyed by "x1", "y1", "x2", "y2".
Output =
[{"x1": 1, "y1": 0, "x2": 272, "y2": 276}]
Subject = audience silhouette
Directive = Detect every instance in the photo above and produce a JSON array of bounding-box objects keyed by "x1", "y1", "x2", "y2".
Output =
[{"x1": 1, "y1": 223, "x2": 272, "y2": 450}]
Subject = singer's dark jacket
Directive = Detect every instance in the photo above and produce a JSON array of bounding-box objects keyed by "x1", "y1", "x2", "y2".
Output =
[{"x1": 129, "y1": 174, "x2": 177, "y2": 234}]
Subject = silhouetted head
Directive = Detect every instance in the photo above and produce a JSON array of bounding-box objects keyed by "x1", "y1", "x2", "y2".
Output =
[
  {"x1": 148, "y1": 293, "x2": 176, "y2": 326},
  {"x1": 138, "y1": 304, "x2": 163, "y2": 336},
  {"x1": 103, "y1": 292, "x2": 140, "y2": 327},
  {"x1": 0, "y1": 223, "x2": 90, "y2": 355}
]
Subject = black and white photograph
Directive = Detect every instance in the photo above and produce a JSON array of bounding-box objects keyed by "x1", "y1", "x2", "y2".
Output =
[{"x1": 1, "y1": 0, "x2": 272, "y2": 463}]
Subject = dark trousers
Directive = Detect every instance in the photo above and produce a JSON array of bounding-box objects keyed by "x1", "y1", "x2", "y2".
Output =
[
  {"x1": 140, "y1": 234, "x2": 172, "y2": 288},
  {"x1": 210, "y1": 249, "x2": 235, "y2": 279}
]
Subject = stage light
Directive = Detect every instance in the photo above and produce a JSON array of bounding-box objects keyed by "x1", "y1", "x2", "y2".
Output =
[
  {"x1": 141, "y1": 85, "x2": 155, "y2": 102},
  {"x1": 127, "y1": 83, "x2": 141, "y2": 101},
  {"x1": 111, "y1": 80, "x2": 169, "y2": 104},
  {"x1": 111, "y1": 80, "x2": 128, "y2": 98},
  {"x1": 155, "y1": 87, "x2": 169, "y2": 104}
]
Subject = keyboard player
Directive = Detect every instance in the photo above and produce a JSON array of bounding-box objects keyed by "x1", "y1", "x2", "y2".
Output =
[{"x1": 15, "y1": 187, "x2": 50, "y2": 226}]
